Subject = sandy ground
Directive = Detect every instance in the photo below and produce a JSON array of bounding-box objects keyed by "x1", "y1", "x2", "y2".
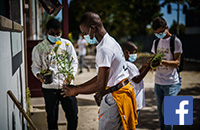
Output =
[{"x1": 30, "y1": 55, "x2": 200, "y2": 130}]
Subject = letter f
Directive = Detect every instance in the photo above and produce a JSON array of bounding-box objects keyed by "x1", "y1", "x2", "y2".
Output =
[{"x1": 176, "y1": 100, "x2": 189, "y2": 125}]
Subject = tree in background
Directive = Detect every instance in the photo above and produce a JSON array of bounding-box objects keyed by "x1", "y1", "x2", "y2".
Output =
[
  {"x1": 185, "y1": 0, "x2": 200, "y2": 19},
  {"x1": 68, "y1": 0, "x2": 161, "y2": 41}
]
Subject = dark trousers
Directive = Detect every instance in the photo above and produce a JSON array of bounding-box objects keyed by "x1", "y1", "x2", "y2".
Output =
[{"x1": 42, "y1": 88, "x2": 78, "y2": 130}]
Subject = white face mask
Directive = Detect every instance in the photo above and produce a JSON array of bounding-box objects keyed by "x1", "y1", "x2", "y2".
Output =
[
  {"x1": 155, "y1": 32, "x2": 166, "y2": 39},
  {"x1": 155, "y1": 29, "x2": 166, "y2": 39},
  {"x1": 83, "y1": 28, "x2": 98, "y2": 44},
  {"x1": 128, "y1": 53, "x2": 137, "y2": 62},
  {"x1": 48, "y1": 35, "x2": 61, "y2": 43}
]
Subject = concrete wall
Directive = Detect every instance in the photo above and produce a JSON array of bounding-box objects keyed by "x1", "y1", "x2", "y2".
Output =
[{"x1": 0, "y1": 0, "x2": 27, "y2": 129}]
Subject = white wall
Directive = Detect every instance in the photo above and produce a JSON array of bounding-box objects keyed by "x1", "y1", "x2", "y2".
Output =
[
  {"x1": 0, "y1": 0, "x2": 27, "y2": 129},
  {"x1": 0, "y1": 32, "x2": 27, "y2": 130}
]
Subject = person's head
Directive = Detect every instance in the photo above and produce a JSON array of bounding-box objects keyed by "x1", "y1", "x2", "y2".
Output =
[
  {"x1": 79, "y1": 33, "x2": 84, "y2": 39},
  {"x1": 79, "y1": 12, "x2": 105, "y2": 44},
  {"x1": 46, "y1": 19, "x2": 62, "y2": 43},
  {"x1": 122, "y1": 41, "x2": 138, "y2": 62},
  {"x1": 152, "y1": 17, "x2": 169, "y2": 39}
]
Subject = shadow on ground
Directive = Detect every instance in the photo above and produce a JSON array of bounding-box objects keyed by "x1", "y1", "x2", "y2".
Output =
[
  {"x1": 137, "y1": 88, "x2": 160, "y2": 130},
  {"x1": 77, "y1": 98, "x2": 96, "y2": 106}
]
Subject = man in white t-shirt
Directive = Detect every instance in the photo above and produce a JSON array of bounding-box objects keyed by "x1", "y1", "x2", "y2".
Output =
[
  {"x1": 151, "y1": 17, "x2": 182, "y2": 130},
  {"x1": 77, "y1": 33, "x2": 89, "y2": 73},
  {"x1": 61, "y1": 12, "x2": 138, "y2": 130}
]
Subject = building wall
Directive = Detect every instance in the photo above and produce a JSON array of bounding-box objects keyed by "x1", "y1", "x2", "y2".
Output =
[
  {"x1": 0, "y1": 31, "x2": 27, "y2": 130},
  {"x1": 0, "y1": 0, "x2": 27, "y2": 129}
]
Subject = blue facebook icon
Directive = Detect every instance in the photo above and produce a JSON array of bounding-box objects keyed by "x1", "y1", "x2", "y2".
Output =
[{"x1": 164, "y1": 96, "x2": 193, "y2": 125}]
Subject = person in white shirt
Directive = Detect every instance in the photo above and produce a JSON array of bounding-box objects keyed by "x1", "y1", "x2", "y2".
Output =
[
  {"x1": 31, "y1": 19, "x2": 78, "y2": 130},
  {"x1": 122, "y1": 41, "x2": 152, "y2": 124},
  {"x1": 77, "y1": 33, "x2": 90, "y2": 73},
  {"x1": 61, "y1": 12, "x2": 138, "y2": 130},
  {"x1": 151, "y1": 17, "x2": 182, "y2": 130}
]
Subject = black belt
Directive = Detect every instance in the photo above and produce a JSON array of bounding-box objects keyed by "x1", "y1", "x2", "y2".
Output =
[
  {"x1": 94, "y1": 79, "x2": 129, "y2": 106},
  {"x1": 100, "y1": 79, "x2": 129, "y2": 97}
]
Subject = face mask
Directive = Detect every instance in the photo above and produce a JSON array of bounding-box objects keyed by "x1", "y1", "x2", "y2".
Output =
[
  {"x1": 155, "y1": 32, "x2": 166, "y2": 39},
  {"x1": 128, "y1": 53, "x2": 137, "y2": 62},
  {"x1": 48, "y1": 35, "x2": 61, "y2": 43},
  {"x1": 84, "y1": 28, "x2": 98, "y2": 44}
]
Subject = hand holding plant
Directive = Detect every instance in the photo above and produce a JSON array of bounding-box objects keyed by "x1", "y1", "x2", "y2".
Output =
[
  {"x1": 150, "y1": 49, "x2": 168, "y2": 69},
  {"x1": 37, "y1": 40, "x2": 74, "y2": 85},
  {"x1": 37, "y1": 41, "x2": 54, "y2": 84},
  {"x1": 36, "y1": 73, "x2": 46, "y2": 83}
]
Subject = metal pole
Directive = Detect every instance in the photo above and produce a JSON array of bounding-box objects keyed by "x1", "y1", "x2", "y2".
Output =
[
  {"x1": 62, "y1": 0, "x2": 69, "y2": 39},
  {"x1": 7, "y1": 90, "x2": 38, "y2": 130},
  {"x1": 177, "y1": 0, "x2": 180, "y2": 35}
]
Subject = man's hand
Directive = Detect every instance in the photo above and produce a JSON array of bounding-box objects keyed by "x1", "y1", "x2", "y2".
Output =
[
  {"x1": 151, "y1": 60, "x2": 161, "y2": 68},
  {"x1": 63, "y1": 74, "x2": 74, "y2": 85},
  {"x1": 161, "y1": 60, "x2": 169, "y2": 68},
  {"x1": 150, "y1": 54, "x2": 162, "y2": 69},
  {"x1": 144, "y1": 58, "x2": 152, "y2": 68},
  {"x1": 37, "y1": 73, "x2": 45, "y2": 83},
  {"x1": 61, "y1": 85, "x2": 77, "y2": 97}
]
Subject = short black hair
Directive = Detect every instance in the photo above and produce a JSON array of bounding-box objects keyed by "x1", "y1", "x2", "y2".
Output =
[
  {"x1": 80, "y1": 12, "x2": 103, "y2": 28},
  {"x1": 152, "y1": 17, "x2": 167, "y2": 30},
  {"x1": 121, "y1": 41, "x2": 137, "y2": 52},
  {"x1": 46, "y1": 19, "x2": 62, "y2": 30}
]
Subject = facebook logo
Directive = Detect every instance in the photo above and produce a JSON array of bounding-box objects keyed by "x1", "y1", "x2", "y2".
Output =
[{"x1": 164, "y1": 96, "x2": 193, "y2": 125}]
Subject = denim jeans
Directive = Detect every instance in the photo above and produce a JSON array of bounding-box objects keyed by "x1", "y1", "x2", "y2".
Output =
[
  {"x1": 154, "y1": 79, "x2": 181, "y2": 130},
  {"x1": 42, "y1": 88, "x2": 78, "y2": 130}
]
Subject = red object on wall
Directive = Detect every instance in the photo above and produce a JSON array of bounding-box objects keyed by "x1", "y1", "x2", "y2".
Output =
[{"x1": 27, "y1": 40, "x2": 43, "y2": 97}]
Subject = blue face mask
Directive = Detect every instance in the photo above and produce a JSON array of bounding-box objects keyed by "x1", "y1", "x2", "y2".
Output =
[
  {"x1": 48, "y1": 35, "x2": 61, "y2": 43},
  {"x1": 83, "y1": 28, "x2": 98, "y2": 44},
  {"x1": 155, "y1": 32, "x2": 166, "y2": 39},
  {"x1": 128, "y1": 53, "x2": 137, "y2": 62}
]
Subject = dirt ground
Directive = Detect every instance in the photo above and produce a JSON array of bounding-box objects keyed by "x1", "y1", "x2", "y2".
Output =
[
  {"x1": 74, "y1": 54, "x2": 200, "y2": 130},
  {"x1": 135, "y1": 56, "x2": 200, "y2": 130},
  {"x1": 31, "y1": 55, "x2": 200, "y2": 130}
]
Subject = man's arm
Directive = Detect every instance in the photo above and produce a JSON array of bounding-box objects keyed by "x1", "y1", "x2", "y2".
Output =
[
  {"x1": 79, "y1": 75, "x2": 97, "y2": 87},
  {"x1": 61, "y1": 67, "x2": 110, "y2": 97},
  {"x1": 161, "y1": 52, "x2": 181, "y2": 68},
  {"x1": 31, "y1": 46, "x2": 45, "y2": 83}
]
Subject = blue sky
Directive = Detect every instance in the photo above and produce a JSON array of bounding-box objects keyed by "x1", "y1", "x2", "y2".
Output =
[
  {"x1": 159, "y1": 1, "x2": 186, "y2": 27},
  {"x1": 55, "y1": 0, "x2": 186, "y2": 27},
  {"x1": 54, "y1": 0, "x2": 63, "y2": 21}
]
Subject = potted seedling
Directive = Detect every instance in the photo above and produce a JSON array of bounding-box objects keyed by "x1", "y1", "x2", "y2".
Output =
[
  {"x1": 40, "y1": 69, "x2": 53, "y2": 84},
  {"x1": 37, "y1": 40, "x2": 74, "y2": 85},
  {"x1": 150, "y1": 49, "x2": 168, "y2": 69},
  {"x1": 54, "y1": 41, "x2": 74, "y2": 85},
  {"x1": 37, "y1": 41, "x2": 55, "y2": 84}
]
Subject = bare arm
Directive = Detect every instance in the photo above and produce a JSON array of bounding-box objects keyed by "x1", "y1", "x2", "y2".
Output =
[
  {"x1": 61, "y1": 67, "x2": 110, "y2": 97},
  {"x1": 162, "y1": 53, "x2": 181, "y2": 68},
  {"x1": 133, "y1": 59, "x2": 151, "y2": 84}
]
